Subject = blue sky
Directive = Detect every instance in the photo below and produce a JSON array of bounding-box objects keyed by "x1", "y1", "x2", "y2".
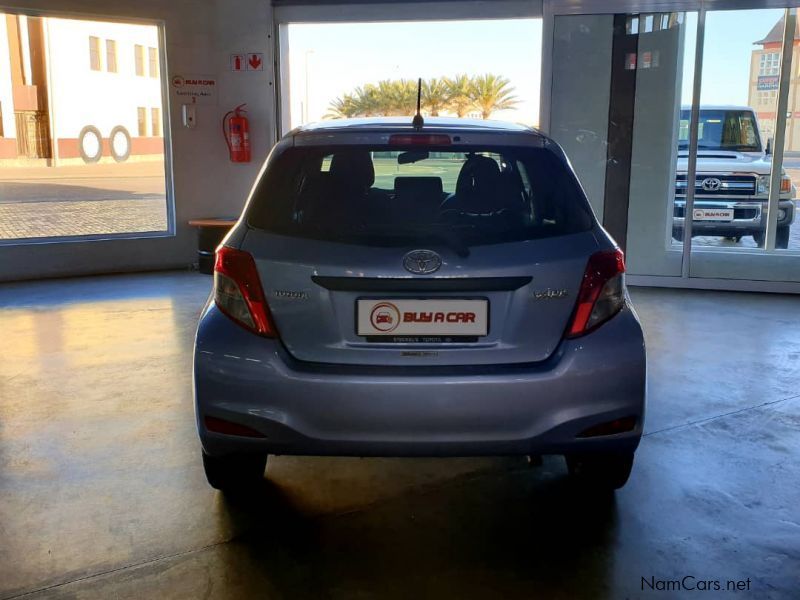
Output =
[
  {"x1": 286, "y1": 9, "x2": 785, "y2": 128},
  {"x1": 682, "y1": 9, "x2": 784, "y2": 106}
]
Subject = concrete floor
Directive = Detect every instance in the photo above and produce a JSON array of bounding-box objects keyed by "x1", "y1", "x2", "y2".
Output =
[{"x1": 0, "y1": 272, "x2": 798, "y2": 599}]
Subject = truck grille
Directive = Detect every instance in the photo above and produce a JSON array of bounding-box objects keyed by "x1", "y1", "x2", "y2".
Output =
[{"x1": 675, "y1": 174, "x2": 757, "y2": 197}]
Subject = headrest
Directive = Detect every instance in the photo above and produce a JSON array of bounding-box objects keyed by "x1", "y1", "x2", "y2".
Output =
[
  {"x1": 329, "y1": 151, "x2": 375, "y2": 189},
  {"x1": 455, "y1": 155, "x2": 502, "y2": 198}
]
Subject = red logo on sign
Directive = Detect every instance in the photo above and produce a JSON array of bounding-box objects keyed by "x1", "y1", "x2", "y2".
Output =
[{"x1": 370, "y1": 302, "x2": 400, "y2": 332}]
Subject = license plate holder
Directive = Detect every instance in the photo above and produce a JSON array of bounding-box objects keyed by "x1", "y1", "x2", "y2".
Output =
[
  {"x1": 356, "y1": 298, "x2": 489, "y2": 339},
  {"x1": 693, "y1": 208, "x2": 734, "y2": 221}
]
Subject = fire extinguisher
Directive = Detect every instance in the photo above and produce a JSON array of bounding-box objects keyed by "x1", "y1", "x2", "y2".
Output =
[{"x1": 223, "y1": 104, "x2": 251, "y2": 162}]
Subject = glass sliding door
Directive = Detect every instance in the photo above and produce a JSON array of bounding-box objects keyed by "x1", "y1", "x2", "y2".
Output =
[
  {"x1": 549, "y1": 10, "x2": 697, "y2": 278},
  {"x1": 688, "y1": 7, "x2": 800, "y2": 282},
  {"x1": 545, "y1": 1, "x2": 800, "y2": 289}
]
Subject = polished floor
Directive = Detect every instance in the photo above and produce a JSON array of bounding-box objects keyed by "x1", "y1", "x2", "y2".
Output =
[{"x1": 0, "y1": 272, "x2": 798, "y2": 599}]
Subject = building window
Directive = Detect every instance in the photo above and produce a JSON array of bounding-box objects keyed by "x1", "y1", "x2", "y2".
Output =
[
  {"x1": 137, "y1": 107, "x2": 147, "y2": 136},
  {"x1": 759, "y1": 52, "x2": 780, "y2": 76},
  {"x1": 134, "y1": 44, "x2": 145, "y2": 76},
  {"x1": 150, "y1": 107, "x2": 161, "y2": 136},
  {"x1": 89, "y1": 36, "x2": 101, "y2": 70},
  {"x1": 105, "y1": 40, "x2": 117, "y2": 73},
  {"x1": 148, "y1": 47, "x2": 158, "y2": 78}
]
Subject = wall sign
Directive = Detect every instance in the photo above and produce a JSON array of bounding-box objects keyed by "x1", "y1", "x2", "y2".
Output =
[
  {"x1": 230, "y1": 53, "x2": 264, "y2": 72},
  {"x1": 757, "y1": 75, "x2": 779, "y2": 91},
  {"x1": 171, "y1": 75, "x2": 217, "y2": 105}
]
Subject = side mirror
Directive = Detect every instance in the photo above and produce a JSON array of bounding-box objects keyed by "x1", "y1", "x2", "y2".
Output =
[{"x1": 766, "y1": 137, "x2": 773, "y2": 155}]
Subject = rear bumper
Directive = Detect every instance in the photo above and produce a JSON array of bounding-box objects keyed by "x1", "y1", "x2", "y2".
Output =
[{"x1": 194, "y1": 303, "x2": 647, "y2": 457}]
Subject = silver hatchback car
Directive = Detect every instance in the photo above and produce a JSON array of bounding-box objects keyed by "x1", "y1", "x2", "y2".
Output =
[{"x1": 194, "y1": 118, "x2": 646, "y2": 491}]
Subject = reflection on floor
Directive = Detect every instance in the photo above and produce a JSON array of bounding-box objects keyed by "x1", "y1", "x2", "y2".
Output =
[{"x1": 0, "y1": 272, "x2": 798, "y2": 599}]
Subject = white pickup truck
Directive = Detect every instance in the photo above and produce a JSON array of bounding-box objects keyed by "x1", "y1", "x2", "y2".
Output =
[{"x1": 674, "y1": 105, "x2": 795, "y2": 248}]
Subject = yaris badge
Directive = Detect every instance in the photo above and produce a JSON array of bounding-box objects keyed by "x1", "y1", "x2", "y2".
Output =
[{"x1": 403, "y1": 250, "x2": 442, "y2": 275}]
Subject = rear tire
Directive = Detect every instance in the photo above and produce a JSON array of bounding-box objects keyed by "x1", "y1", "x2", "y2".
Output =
[
  {"x1": 202, "y1": 451, "x2": 267, "y2": 491},
  {"x1": 566, "y1": 451, "x2": 634, "y2": 490}
]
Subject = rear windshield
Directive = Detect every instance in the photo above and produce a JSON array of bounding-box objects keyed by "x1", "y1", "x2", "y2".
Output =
[
  {"x1": 678, "y1": 109, "x2": 762, "y2": 152},
  {"x1": 246, "y1": 145, "x2": 593, "y2": 249}
]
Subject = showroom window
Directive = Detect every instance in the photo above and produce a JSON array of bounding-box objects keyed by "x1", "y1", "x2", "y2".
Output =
[
  {"x1": 278, "y1": 19, "x2": 541, "y2": 134},
  {"x1": 0, "y1": 12, "x2": 172, "y2": 243},
  {"x1": 547, "y1": 4, "x2": 800, "y2": 288}
]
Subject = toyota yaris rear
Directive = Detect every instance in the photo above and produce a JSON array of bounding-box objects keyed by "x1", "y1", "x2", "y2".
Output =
[{"x1": 194, "y1": 118, "x2": 646, "y2": 492}]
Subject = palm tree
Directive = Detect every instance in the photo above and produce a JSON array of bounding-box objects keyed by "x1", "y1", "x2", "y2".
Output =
[
  {"x1": 444, "y1": 74, "x2": 474, "y2": 118},
  {"x1": 325, "y1": 94, "x2": 358, "y2": 119},
  {"x1": 421, "y1": 78, "x2": 450, "y2": 116},
  {"x1": 391, "y1": 79, "x2": 418, "y2": 115},
  {"x1": 352, "y1": 85, "x2": 381, "y2": 116},
  {"x1": 468, "y1": 74, "x2": 518, "y2": 119}
]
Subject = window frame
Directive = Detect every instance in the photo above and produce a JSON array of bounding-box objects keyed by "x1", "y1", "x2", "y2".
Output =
[
  {"x1": 150, "y1": 107, "x2": 161, "y2": 137},
  {"x1": 89, "y1": 35, "x2": 101, "y2": 71},
  {"x1": 105, "y1": 39, "x2": 117, "y2": 73},
  {"x1": 148, "y1": 46, "x2": 158, "y2": 78},
  {"x1": 137, "y1": 106, "x2": 147, "y2": 137},
  {"x1": 134, "y1": 44, "x2": 145, "y2": 76}
]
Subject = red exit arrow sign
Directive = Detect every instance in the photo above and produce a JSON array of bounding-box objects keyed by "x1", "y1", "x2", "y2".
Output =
[{"x1": 247, "y1": 53, "x2": 263, "y2": 71}]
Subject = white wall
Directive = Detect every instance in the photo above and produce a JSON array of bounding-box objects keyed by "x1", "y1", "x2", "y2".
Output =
[{"x1": 0, "y1": 0, "x2": 275, "y2": 281}]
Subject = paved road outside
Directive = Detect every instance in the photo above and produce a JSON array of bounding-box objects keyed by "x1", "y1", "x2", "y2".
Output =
[{"x1": 0, "y1": 161, "x2": 168, "y2": 240}]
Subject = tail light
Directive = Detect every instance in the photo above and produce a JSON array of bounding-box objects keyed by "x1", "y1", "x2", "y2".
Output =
[
  {"x1": 781, "y1": 175, "x2": 792, "y2": 194},
  {"x1": 566, "y1": 249, "x2": 626, "y2": 338},
  {"x1": 214, "y1": 246, "x2": 276, "y2": 337}
]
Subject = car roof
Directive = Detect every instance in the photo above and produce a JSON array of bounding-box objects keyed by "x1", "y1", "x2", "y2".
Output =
[{"x1": 290, "y1": 117, "x2": 542, "y2": 137}]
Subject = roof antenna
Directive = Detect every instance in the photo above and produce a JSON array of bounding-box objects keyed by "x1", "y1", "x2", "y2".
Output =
[{"x1": 412, "y1": 77, "x2": 424, "y2": 130}]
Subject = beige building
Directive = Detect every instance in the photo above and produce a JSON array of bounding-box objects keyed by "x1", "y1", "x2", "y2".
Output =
[{"x1": 748, "y1": 15, "x2": 800, "y2": 151}]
